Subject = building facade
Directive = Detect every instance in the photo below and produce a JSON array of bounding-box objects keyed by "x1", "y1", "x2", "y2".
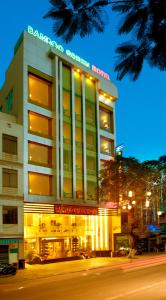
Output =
[
  {"x1": 0, "y1": 112, "x2": 24, "y2": 265},
  {"x1": 0, "y1": 26, "x2": 121, "y2": 263}
]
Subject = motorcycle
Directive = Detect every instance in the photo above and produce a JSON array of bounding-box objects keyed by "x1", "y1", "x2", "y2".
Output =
[{"x1": 0, "y1": 263, "x2": 17, "y2": 276}]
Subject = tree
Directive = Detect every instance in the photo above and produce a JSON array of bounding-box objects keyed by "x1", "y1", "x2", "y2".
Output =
[
  {"x1": 44, "y1": 0, "x2": 166, "y2": 80},
  {"x1": 99, "y1": 155, "x2": 166, "y2": 251}
]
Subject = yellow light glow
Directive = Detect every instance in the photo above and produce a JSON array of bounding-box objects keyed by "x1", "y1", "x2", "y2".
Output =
[
  {"x1": 132, "y1": 200, "x2": 136, "y2": 205},
  {"x1": 29, "y1": 189, "x2": 32, "y2": 193},
  {"x1": 146, "y1": 191, "x2": 152, "y2": 196},
  {"x1": 145, "y1": 200, "x2": 150, "y2": 207},
  {"x1": 128, "y1": 191, "x2": 133, "y2": 198},
  {"x1": 30, "y1": 125, "x2": 32, "y2": 130},
  {"x1": 77, "y1": 69, "x2": 80, "y2": 73},
  {"x1": 91, "y1": 215, "x2": 95, "y2": 251},
  {"x1": 128, "y1": 204, "x2": 132, "y2": 210},
  {"x1": 100, "y1": 215, "x2": 103, "y2": 249},
  {"x1": 29, "y1": 93, "x2": 32, "y2": 98},
  {"x1": 96, "y1": 216, "x2": 99, "y2": 249},
  {"x1": 103, "y1": 93, "x2": 106, "y2": 97},
  {"x1": 84, "y1": 237, "x2": 87, "y2": 248},
  {"x1": 89, "y1": 76, "x2": 93, "y2": 80},
  {"x1": 104, "y1": 212, "x2": 108, "y2": 250}
]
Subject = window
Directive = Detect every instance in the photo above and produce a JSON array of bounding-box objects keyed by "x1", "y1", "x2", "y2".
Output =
[
  {"x1": 28, "y1": 142, "x2": 52, "y2": 167},
  {"x1": 64, "y1": 177, "x2": 72, "y2": 198},
  {"x1": 75, "y1": 96, "x2": 82, "y2": 121},
  {"x1": 3, "y1": 134, "x2": 17, "y2": 155},
  {"x1": 64, "y1": 150, "x2": 72, "y2": 172},
  {"x1": 63, "y1": 123, "x2": 71, "y2": 144},
  {"x1": 86, "y1": 131, "x2": 96, "y2": 150},
  {"x1": 100, "y1": 107, "x2": 114, "y2": 133},
  {"x1": 28, "y1": 172, "x2": 52, "y2": 196},
  {"x1": 86, "y1": 102, "x2": 95, "y2": 124},
  {"x1": 28, "y1": 74, "x2": 52, "y2": 109},
  {"x1": 63, "y1": 90, "x2": 71, "y2": 117},
  {"x1": 100, "y1": 137, "x2": 114, "y2": 156},
  {"x1": 28, "y1": 111, "x2": 52, "y2": 138},
  {"x1": 87, "y1": 157, "x2": 96, "y2": 175},
  {"x1": 3, "y1": 206, "x2": 18, "y2": 224},
  {"x1": 87, "y1": 181, "x2": 97, "y2": 200},
  {"x1": 3, "y1": 168, "x2": 18, "y2": 188}
]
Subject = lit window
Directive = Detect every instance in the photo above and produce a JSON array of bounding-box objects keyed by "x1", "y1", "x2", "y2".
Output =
[
  {"x1": 28, "y1": 74, "x2": 52, "y2": 109},
  {"x1": 28, "y1": 142, "x2": 52, "y2": 167},
  {"x1": 100, "y1": 137, "x2": 114, "y2": 156},
  {"x1": 28, "y1": 111, "x2": 52, "y2": 138},
  {"x1": 100, "y1": 107, "x2": 114, "y2": 133},
  {"x1": 28, "y1": 172, "x2": 52, "y2": 196}
]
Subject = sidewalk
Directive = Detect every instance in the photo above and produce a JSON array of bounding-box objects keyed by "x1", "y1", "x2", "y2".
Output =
[{"x1": 1, "y1": 253, "x2": 166, "y2": 284}]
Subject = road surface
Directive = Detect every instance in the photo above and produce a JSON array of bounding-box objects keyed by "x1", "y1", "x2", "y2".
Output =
[{"x1": 0, "y1": 261, "x2": 166, "y2": 299}]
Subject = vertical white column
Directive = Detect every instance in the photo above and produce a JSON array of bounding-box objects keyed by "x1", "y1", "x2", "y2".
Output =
[
  {"x1": 59, "y1": 61, "x2": 63, "y2": 199},
  {"x1": 95, "y1": 82, "x2": 100, "y2": 201},
  {"x1": 82, "y1": 75, "x2": 87, "y2": 202},
  {"x1": 55, "y1": 56, "x2": 60, "y2": 200},
  {"x1": 71, "y1": 69, "x2": 76, "y2": 200}
]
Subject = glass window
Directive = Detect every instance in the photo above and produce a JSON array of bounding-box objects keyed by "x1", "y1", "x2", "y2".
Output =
[
  {"x1": 64, "y1": 178, "x2": 72, "y2": 198},
  {"x1": 76, "y1": 179, "x2": 83, "y2": 199},
  {"x1": 74, "y1": 72, "x2": 82, "y2": 96},
  {"x1": 3, "y1": 206, "x2": 18, "y2": 224},
  {"x1": 28, "y1": 172, "x2": 52, "y2": 196},
  {"x1": 87, "y1": 181, "x2": 97, "y2": 200},
  {"x1": 63, "y1": 123, "x2": 71, "y2": 144},
  {"x1": 86, "y1": 102, "x2": 95, "y2": 124},
  {"x1": 63, "y1": 90, "x2": 71, "y2": 117},
  {"x1": 85, "y1": 78, "x2": 95, "y2": 102},
  {"x1": 86, "y1": 131, "x2": 96, "y2": 150},
  {"x1": 87, "y1": 157, "x2": 96, "y2": 175},
  {"x1": 3, "y1": 168, "x2": 18, "y2": 188},
  {"x1": 100, "y1": 137, "x2": 114, "y2": 156},
  {"x1": 64, "y1": 150, "x2": 72, "y2": 172},
  {"x1": 3, "y1": 134, "x2": 17, "y2": 155},
  {"x1": 28, "y1": 142, "x2": 52, "y2": 167},
  {"x1": 75, "y1": 96, "x2": 82, "y2": 121},
  {"x1": 28, "y1": 74, "x2": 52, "y2": 109},
  {"x1": 100, "y1": 107, "x2": 114, "y2": 133},
  {"x1": 28, "y1": 111, "x2": 52, "y2": 138},
  {"x1": 62, "y1": 66, "x2": 71, "y2": 90}
]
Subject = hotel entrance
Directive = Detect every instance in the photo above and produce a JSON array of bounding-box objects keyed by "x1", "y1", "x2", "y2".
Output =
[{"x1": 24, "y1": 204, "x2": 111, "y2": 261}]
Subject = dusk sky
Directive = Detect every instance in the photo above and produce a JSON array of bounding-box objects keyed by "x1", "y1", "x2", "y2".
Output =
[{"x1": 1, "y1": 1, "x2": 165, "y2": 162}]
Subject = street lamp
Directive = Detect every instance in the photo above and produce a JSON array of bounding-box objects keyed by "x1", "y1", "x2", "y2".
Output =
[{"x1": 157, "y1": 210, "x2": 162, "y2": 225}]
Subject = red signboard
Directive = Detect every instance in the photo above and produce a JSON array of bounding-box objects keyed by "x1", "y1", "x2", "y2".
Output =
[{"x1": 54, "y1": 204, "x2": 98, "y2": 215}]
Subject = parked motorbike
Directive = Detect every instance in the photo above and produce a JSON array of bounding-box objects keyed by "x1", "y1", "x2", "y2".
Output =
[{"x1": 0, "y1": 263, "x2": 17, "y2": 275}]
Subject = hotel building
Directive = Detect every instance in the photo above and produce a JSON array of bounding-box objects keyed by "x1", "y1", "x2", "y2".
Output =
[{"x1": 0, "y1": 26, "x2": 121, "y2": 264}]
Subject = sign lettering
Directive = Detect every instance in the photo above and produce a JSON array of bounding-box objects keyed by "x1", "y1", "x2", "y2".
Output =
[{"x1": 54, "y1": 204, "x2": 98, "y2": 215}]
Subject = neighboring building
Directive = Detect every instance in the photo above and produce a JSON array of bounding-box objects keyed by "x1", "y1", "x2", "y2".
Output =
[
  {"x1": 0, "y1": 26, "x2": 121, "y2": 263},
  {"x1": 0, "y1": 112, "x2": 24, "y2": 266}
]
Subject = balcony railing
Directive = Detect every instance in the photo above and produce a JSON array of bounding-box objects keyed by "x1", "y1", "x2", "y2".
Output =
[
  {"x1": 2, "y1": 187, "x2": 18, "y2": 195},
  {"x1": 2, "y1": 152, "x2": 18, "y2": 162}
]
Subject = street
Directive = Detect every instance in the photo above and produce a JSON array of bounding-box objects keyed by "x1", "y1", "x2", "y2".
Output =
[{"x1": 0, "y1": 261, "x2": 166, "y2": 300}]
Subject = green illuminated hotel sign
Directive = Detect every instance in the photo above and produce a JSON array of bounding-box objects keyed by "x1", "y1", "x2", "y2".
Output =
[{"x1": 27, "y1": 25, "x2": 110, "y2": 80}]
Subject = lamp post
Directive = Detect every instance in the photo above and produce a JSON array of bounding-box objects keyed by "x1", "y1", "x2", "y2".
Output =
[{"x1": 145, "y1": 191, "x2": 151, "y2": 224}]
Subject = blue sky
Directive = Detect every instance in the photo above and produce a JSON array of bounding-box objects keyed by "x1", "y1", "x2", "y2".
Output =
[{"x1": 0, "y1": 1, "x2": 165, "y2": 162}]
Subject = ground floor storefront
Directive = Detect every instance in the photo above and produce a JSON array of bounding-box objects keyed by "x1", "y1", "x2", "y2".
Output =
[
  {"x1": 24, "y1": 204, "x2": 121, "y2": 262},
  {"x1": 0, "y1": 238, "x2": 24, "y2": 267}
]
